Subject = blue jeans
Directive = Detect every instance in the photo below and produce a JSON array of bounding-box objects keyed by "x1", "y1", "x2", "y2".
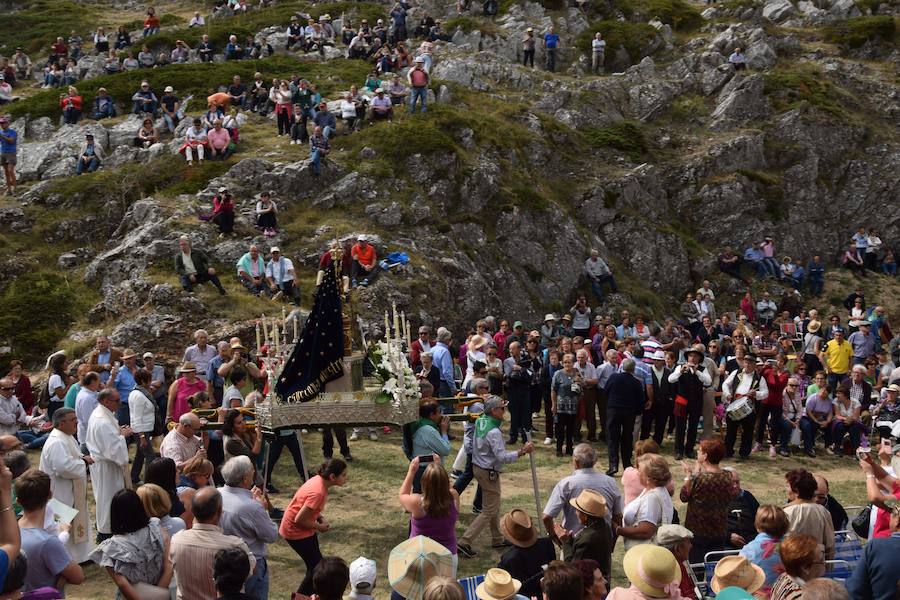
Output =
[
  {"x1": 322, "y1": 125, "x2": 333, "y2": 139},
  {"x1": 779, "y1": 419, "x2": 799, "y2": 451},
  {"x1": 16, "y1": 431, "x2": 49, "y2": 449},
  {"x1": 799, "y1": 416, "x2": 829, "y2": 452},
  {"x1": 94, "y1": 104, "x2": 116, "y2": 120},
  {"x1": 143, "y1": 27, "x2": 159, "y2": 37},
  {"x1": 832, "y1": 421, "x2": 861, "y2": 455},
  {"x1": 311, "y1": 147, "x2": 324, "y2": 175},
  {"x1": 763, "y1": 257, "x2": 779, "y2": 277},
  {"x1": 244, "y1": 556, "x2": 268, "y2": 600},
  {"x1": 827, "y1": 373, "x2": 847, "y2": 391},
  {"x1": 884, "y1": 263, "x2": 897, "y2": 276},
  {"x1": 162, "y1": 113, "x2": 178, "y2": 132},
  {"x1": 75, "y1": 156, "x2": 98, "y2": 174},
  {"x1": 590, "y1": 275, "x2": 618, "y2": 301},
  {"x1": 409, "y1": 86, "x2": 427, "y2": 113},
  {"x1": 809, "y1": 275, "x2": 824, "y2": 296},
  {"x1": 133, "y1": 100, "x2": 157, "y2": 116}
]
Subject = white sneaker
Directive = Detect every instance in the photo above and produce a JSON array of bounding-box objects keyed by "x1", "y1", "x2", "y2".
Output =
[
  {"x1": 368, "y1": 432, "x2": 378, "y2": 441},
  {"x1": 532, "y1": 412, "x2": 539, "y2": 419},
  {"x1": 349, "y1": 432, "x2": 359, "y2": 441},
  {"x1": 300, "y1": 429, "x2": 308, "y2": 434},
  {"x1": 543, "y1": 437, "x2": 552, "y2": 445}
]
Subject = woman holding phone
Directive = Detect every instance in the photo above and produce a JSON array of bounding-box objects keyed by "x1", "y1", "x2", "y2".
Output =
[{"x1": 399, "y1": 455, "x2": 460, "y2": 575}]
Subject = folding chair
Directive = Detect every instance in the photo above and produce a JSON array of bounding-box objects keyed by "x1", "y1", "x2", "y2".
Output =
[
  {"x1": 823, "y1": 559, "x2": 852, "y2": 582},
  {"x1": 833, "y1": 529, "x2": 863, "y2": 572},
  {"x1": 689, "y1": 562, "x2": 708, "y2": 599},
  {"x1": 458, "y1": 575, "x2": 485, "y2": 600},
  {"x1": 703, "y1": 549, "x2": 741, "y2": 596}
]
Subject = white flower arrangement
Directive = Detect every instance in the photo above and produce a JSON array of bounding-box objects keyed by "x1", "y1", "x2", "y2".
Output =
[{"x1": 370, "y1": 340, "x2": 420, "y2": 410}]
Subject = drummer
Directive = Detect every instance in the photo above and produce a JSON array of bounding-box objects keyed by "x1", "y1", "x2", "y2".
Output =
[{"x1": 722, "y1": 356, "x2": 769, "y2": 460}]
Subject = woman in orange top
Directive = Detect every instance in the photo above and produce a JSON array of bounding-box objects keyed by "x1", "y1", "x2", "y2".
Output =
[{"x1": 280, "y1": 458, "x2": 348, "y2": 596}]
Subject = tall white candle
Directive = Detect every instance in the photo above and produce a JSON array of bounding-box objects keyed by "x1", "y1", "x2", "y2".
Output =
[
  {"x1": 262, "y1": 314, "x2": 270, "y2": 345},
  {"x1": 274, "y1": 323, "x2": 280, "y2": 357},
  {"x1": 385, "y1": 311, "x2": 391, "y2": 341},
  {"x1": 255, "y1": 323, "x2": 261, "y2": 355}
]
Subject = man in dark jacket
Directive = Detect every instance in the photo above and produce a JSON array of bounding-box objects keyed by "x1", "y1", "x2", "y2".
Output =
[
  {"x1": 498, "y1": 509, "x2": 557, "y2": 598},
  {"x1": 725, "y1": 468, "x2": 759, "y2": 549},
  {"x1": 604, "y1": 359, "x2": 645, "y2": 476},
  {"x1": 845, "y1": 504, "x2": 900, "y2": 600},
  {"x1": 175, "y1": 236, "x2": 226, "y2": 294},
  {"x1": 644, "y1": 350, "x2": 674, "y2": 443},
  {"x1": 668, "y1": 345, "x2": 711, "y2": 460}
]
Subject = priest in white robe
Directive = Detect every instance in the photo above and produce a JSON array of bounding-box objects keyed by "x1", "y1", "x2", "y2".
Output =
[
  {"x1": 39, "y1": 407, "x2": 94, "y2": 562},
  {"x1": 85, "y1": 389, "x2": 132, "y2": 540}
]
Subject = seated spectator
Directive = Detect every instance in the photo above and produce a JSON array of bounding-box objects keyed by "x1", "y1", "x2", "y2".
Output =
[
  {"x1": 114, "y1": 26, "x2": 131, "y2": 50},
  {"x1": 222, "y1": 108, "x2": 241, "y2": 141},
  {"x1": 104, "y1": 51, "x2": 121, "y2": 75},
  {"x1": 388, "y1": 74, "x2": 408, "y2": 106},
  {"x1": 137, "y1": 46, "x2": 155, "y2": 68},
  {"x1": 710, "y1": 555, "x2": 765, "y2": 596},
  {"x1": 729, "y1": 47, "x2": 747, "y2": 70},
  {"x1": 175, "y1": 236, "x2": 227, "y2": 295},
  {"x1": 42, "y1": 62, "x2": 63, "y2": 89},
  {"x1": 609, "y1": 545, "x2": 676, "y2": 600},
  {"x1": 207, "y1": 92, "x2": 232, "y2": 112},
  {"x1": 313, "y1": 557, "x2": 350, "y2": 600},
  {"x1": 265, "y1": 247, "x2": 301, "y2": 305},
  {"x1": 813, "y1": 474, "x2": 847, "y2": 532},
  {"x1": 846, "y1": 503, "x2": 900, "y2": 599},
  {"x1": 312, "y1": 101, "x2": 336, "y2": 138},
  {"x1": 198, "y1": 35, "x2": 214, "y2": 63},
  {"x1": 131, "y1": 81, "x2": 158, "y2": 116},
  {"x1": 207, "y1": 120, "x2": 234, "y2": 160},
  {"x1": 0, "y1": 76, "x2": 13, "y2": 105},
  {"x1": 212, "y1": 187, "x2": 236, "y2": 236},
  {"x1": 738, "y1": 505, "x2": 788, "y2": 591},
  {"x1": 831, "y1": 386, "x2": 862, "y2": 456},
  {"x1": 779, "y1": 256, "x2": 795, "y2": 283},
  {"x1": 136, "y1": 482, "x2": 186, "y2": 536},
  {"x1": 351, "y1": 236, "x2": 377, "y2": 287},
  {"x1": 204, "y1": 104, "x2": 226, "y2": 129},
  {"x1": 143, "y1": 7, "x2": 160, "y2": 37},
  {"x1": 171, "y1": 40, "x2": 190, "y2": 63},
  {"x1": 155, "y1": 51, "x2": 170, "y2": 67},
  {"x1": 368, "y1": 88, "x2": 393, "y2": 123},
  {"x1": 237, "y1": 245, "x2": 267, "y2": 296},
  {"x1": 249, "y1": 36, "x2": 274, "y2": 59},
  {"x1": 309, "y1": 125, "x2": 330, "y2": 177},
  {"x1": 843, "y1": 243, "x2": 866, "y2": 276},
  {"x1": 287, "y1": 16, "x2": 304, "y2": 50},
  {"x1": 769, "y1": 534, "x2": 823, "y2": 600},
  {"x1": 189, "y1": 11, "x2": 205, "y2": 27},
  {"x1": 92, "y1": 87, "x2": 116, "y2": 120},
  {"x1": 228, "y1": 75, "x2": 248, "y2": 109},
  {"x1": 348, "y1": 29, "x2": 368, "y2": 59},
  {"x1": 561, "y1": 491, "x2": 612, "y2": 581},
  {"x1": 656, "y1": 525, "x2": 695, "y2": 599},
  {"x1": 340, "y1": 92, "x2": 359, "y2": 132},
  {"x1": 61, "y1": 59, "x2": 78, "y2": 86},
  {"x1": 179, "y1": 118, "x2": 209, "y2": 165},
  {"x1": 882, "y1": 248, "x2": 897, "y2": 275},
  {"x1": 121, "y1": 52, "x2": 139, "y2": 71},
  {"x1": 225, "y1": 35, "x2": 243, "y2": 60},
  {"x1": 255, "y1": 192, "x2": 278, "y2": 235},
  {"x1": 249, "y1": 72, "x2": 269, "y2": 113},
  {"x1": 16, "y1": 469, "x2": 85, "y2": 594},
  {"x1": 59, "y1": 86, "x2": 81, "y2": 124},
  {"x1": 159, "y1": 86, "x2": 180, "y2": 132},
  {"x1": 75, "y1": 133, "x2": 102, "y2": 175},
  {"x1": 134, "y1": 118, "x2": 159, "y2": 148},
  {"x1": 12, "y1": 48, "x2": 33, "y2": 81}
]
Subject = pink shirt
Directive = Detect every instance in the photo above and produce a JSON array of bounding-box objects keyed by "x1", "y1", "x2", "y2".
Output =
[{"x1": 207, "y1": 127, "x2": 231, "y2": 150}]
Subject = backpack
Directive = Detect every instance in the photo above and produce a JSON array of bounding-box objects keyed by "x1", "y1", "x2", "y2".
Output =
[{"x1": 38, "y1": 379, "x2": 52, "y2": 410}]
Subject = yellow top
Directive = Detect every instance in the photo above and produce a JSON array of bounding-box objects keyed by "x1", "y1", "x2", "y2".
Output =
[{"x1": 823, "y1": 339, "x2": 852, "y2": 375}]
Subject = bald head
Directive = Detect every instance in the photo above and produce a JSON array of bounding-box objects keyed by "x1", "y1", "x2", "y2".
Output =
[
  {"x1": 191, "y1": 486, "x2": 222, "y2": 524},
  {"x1": 814, "y1": 474, "x2": 829, "y2": 505}
]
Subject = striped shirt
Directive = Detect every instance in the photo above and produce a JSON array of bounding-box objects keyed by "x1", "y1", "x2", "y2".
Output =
[{"x1": 170, "y1": 523, "x2": 256, "y2": 600}]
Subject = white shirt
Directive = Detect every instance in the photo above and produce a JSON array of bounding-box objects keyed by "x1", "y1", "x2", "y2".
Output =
[
  {"x1": 265, "y1": 257, "x2": 295, "y2": 284},
  {"x1": 181, "y1": 252, "x2": 197, "y2": 276},
  {"x1": 722, "y1": 369, "x2": 769, "y2": 402},
  {"x1": 75, "y1": 387, "x2": 98, "y2": 442},
  {"x1": 591, "y1": 38, "x2": 606, "y2": 53},
  {"x1": 128, "y1": 388, "x2": 156, "y2": 433},
  {"x1": 189, "y1": 15, "x2": 205, "y2": 26},
  {"x1": 0, "y1": 395, "x2": 30, "y2": 436}
]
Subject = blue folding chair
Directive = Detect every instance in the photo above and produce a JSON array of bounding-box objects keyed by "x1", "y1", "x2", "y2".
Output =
[
  {"x1": 823, "y1": 559, "x2": 852, "y2": 582},
  {"x1": 703, "y1": 549, "x2": 741, "y2": 597},
  {"x1": 829, "y1": 529, "x2": 863, "y2": 580},
  {"x1": 458, "y1": 575, "x2": 485, "y2": 600}
]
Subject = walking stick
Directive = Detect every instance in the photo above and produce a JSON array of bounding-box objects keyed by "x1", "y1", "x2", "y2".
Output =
[{"x1": 523, "y1": 428, "x2": 542, "y2": 522}]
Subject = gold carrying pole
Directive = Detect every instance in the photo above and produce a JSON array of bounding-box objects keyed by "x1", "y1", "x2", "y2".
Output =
[{"x1": 166, "y1": 407, "x2": 256, "y2": 431}]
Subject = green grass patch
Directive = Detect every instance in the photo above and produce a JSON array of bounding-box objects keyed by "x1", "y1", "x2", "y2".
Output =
[
  {"x1": 854, "y1": 0, "x2": 883, "y2": 14},
  {"x1": 642, "y1": 0, "x2": 704, "y2": 31},
  {"x1": 736, "y1": 168, "x2": 782, "y2": 187},
  {"x1": 821, "y1": 16, "x2": 897, "y2": 49},
  {"x1": 8, "y1": 56, "x2": 370, "y2": 120},
  {"x1": 0, "y1": 0, "x2": 95, "y2": 54},
  {"x1": 0, "y1": 270, "x2": 96, "y2": 364},
  {"x1": 763, "y1": 65, "x2": 854, "y2": 118},
  {"x1": 444, "y1": 16, "x2": 501, "y2": 36},
  {"x1": 132, "y1": 1, "x2": 387, "y2": 54},
  {"x1": 668, "y1": 94, "x2": 711, "y2": 121},
  {"x1": 575, "y1": 21, "x2": 658, "y2": 65},
  {"x1": 584, "y1": 120, "x2": 648, "y2": 161}
]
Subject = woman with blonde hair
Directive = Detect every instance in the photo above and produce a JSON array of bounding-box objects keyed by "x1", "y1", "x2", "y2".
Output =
[
  {"x1": 399, "y1": 456, "x2": 460, "y2": 575},
  {"x1": 621, "y1": 439, "x2": 661, "y2": 504},
  {"x1": 615, "y1": 455, "x2": 674, "y2": 550},
  {"x1": 424, "y1": 576, "x2": 465, "y2": 600},
  {"x1": 137, "y1": 482, "x2": 185, "y2": 535},
  {"x1": 176, "y1": 455, "x2": 214, "y2": 512},
  {"x1": 739, "y1": 504, "x2": 789, "y2": 590}
]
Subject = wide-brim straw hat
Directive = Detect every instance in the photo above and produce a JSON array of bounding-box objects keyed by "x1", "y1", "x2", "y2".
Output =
[
  {"x1": 388, "y1": 536, "x2": 454, "y2": 600},
  {"x1": 475, "y1": 568, "x2": 522, "y2": 600},
  {"x1": 499, "y1": 509, "x2": 539, "y2": 548},
  {"x1": 120, "y1": 348, "x2": 137, "y2": 360},
  {"x1": 178, "y1": 362, "x2": 197, "y2": 373},
  {"x1": 623, "y1": 545, "x2": 681, "y2": 598},
  {"x1": 710, "y1": 556, "x2": 766, "y2": 594},
  {"x1": 807, "y1": 320, "x2": 821, "y2": 333},
  {"x1": 569, "y1": 489, "x2": 608, "y2": 519}
]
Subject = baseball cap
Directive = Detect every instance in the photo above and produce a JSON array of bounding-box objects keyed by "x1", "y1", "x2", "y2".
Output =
[
  {"x1": 164, "y1": 85, "x2": 174, "y2": 92},
  {"x1": 349, "y1": 557, "x2": 376, "y2": 592},
  {"x1": 217, "y1": 186, "x2": 227, "y2": 193},
  {"x1": 513, "y1": 321, "x2": 524, "y2": 329},
  {"x1": 832, "y1": 326, "x2": 846, "y2": 334},
  {"x1": 887, "y1": 384, "x2": 900, "y2": 394},
  {"x1": 142, "y1": 352, "x2": 154, "y2": 359},
  {"x1": 270, "y1": 246, "x2": 281, "y2": 253}
]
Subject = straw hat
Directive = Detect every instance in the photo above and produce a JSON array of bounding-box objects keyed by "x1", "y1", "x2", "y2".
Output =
[
  {"x1": 807, "y1": 320, "x2": 821, "y2": 333},
  {"x1": 710, "y1": 556, "x2": 765, "y2": 594},
  {"x1": 569, "y1": 489, "x2": 608, "y2": 519},
  {"x1": 499, "y1": 509, "x2": 538, "y2": 548},
  {"x1": 475, "y1": 569, "x2": 522, "y2": 600},
  {"x1": 388, "y1": 536, "x2": 454, "y2": 600},
  {"x1": 561, "y1": 314, "x2": 572, "y2": 322},
  {"x1": 544, "y1": 313, "x2": 557, "y2": 322},
  {"x1": 623, "y1": 545, "x2": 681, "y2": 598},
  {"x1": 469, "y1": 334, "x2": 490, "y2": 349},
  {"x1": 120, "y1": 348, "x2": 137, "y2": 360},
  {"x1": 178, "y1": 362, "x2": 197, "y2": 373}
]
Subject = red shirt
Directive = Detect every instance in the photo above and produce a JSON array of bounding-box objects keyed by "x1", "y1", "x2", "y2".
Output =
[
  {"x1": 872, "y1": 481, "x2": 900, "y2": 538},
  {"x1": 409, "y1": 67, "x2": 428, "y2": 87},
  {"x1": 763, "y1": 367, "x2": 789, "y2": 407},
  {"x1": 492, "y1": 331, "x2": 508, "y2": 360},
  {"x1": 351, "y1": 242, "x2": 376, "y2": 268},
  {"x1": 280, "y1": 475, "x2": 328, "y2": 540},
  {"x1": 213, "y1": 194, "x2": 234, "y2": 214},
  {"x1": 60, "y1": 95, "x2": 82, "y2": 110}
]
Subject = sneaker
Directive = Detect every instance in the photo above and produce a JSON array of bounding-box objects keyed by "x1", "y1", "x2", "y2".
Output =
[
  {"x1": 349, "y1": 432, "x2": 360, "y2": 441},
  {"x1": 769, "y1": 446, "x2": 777, "y2": 458},
  {"x1": 752, "y1": 442, "x2": 763, "y2": 453},
  {"x1": 342, "y1": 454, "x2": 353, "y2": 462},
  {"x1": 368, "y1": 432, "x2": 378, "y2": 441},
  {"x1": 457, "y1": 543, "x2": 477, "y2": 558},
  {"x1": 778, "y1": 449, "x2": 790, "y2": 457},
  {"x1": 472, "y1": 506, "x2": 482, "y2": 514},
  {"x1": 532, "y1": 412, "x2": 539, "y2": 419},
  {"x1": 543, "y1": 437, "x2": 552, "y2": 445},
  {"x1": 826, "y1": 445, "x2": 836, "y2": 455},
  {"x1": 805, "y1": 449, "x2": 816, "y2": 458},
  {"x1": 382, "y1": 426, "x2": 391, "y2": 434},
  {"x1": 491, "y1": 540, "x2": 512, "y2": 549}
]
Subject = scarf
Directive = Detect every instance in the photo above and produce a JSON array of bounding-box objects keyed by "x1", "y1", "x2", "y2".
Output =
[
  {"x1": 474, "y1": 414, "x2": 503, "y2": 438},
  {"x1": 412, "y1": 417, "x2": 437, "y2": 434}
]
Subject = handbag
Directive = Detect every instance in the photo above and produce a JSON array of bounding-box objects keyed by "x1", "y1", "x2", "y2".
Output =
[{"x1": 851, "y1": 504, "x2": 872, "y2": 538}]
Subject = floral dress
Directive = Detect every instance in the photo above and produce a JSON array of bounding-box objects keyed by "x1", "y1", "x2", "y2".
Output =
[{"x1": 89, "y1": 518, "x2": 166, "y2": 599}]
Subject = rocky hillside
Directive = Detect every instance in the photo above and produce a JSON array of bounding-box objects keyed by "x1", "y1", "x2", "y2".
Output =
[{"x1": 0, "y1": 0, "x2": 898, "y2": 370}]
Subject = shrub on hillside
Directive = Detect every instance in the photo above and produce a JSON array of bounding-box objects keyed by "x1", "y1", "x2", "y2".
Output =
[
  {"x1": 822, "y1": 16, "x2": 897, "y2": 49},
  {"x1": 575, "y1": 21, "x2": 658, "y2": 65}
]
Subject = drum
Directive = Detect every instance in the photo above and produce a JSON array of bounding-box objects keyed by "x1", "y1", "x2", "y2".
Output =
[{"x1": 726, "y1": 397, "x2": 754, "y2": 421}]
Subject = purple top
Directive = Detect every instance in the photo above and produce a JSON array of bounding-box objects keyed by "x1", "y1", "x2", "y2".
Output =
[
  {"x1": 805, "y1": 392, "x2": 833, "y2": 419},
  {"x1": 410, "y1": 501, "x2": 459, "y2": 555}
]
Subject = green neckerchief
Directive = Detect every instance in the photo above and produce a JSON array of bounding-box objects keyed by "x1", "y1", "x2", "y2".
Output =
[
  {"x1": 475, "y1": 414, "x2": 503, "y2": 438},
  {"x1": 412, "y1": 417, "x2": 438, "y2": 434}
]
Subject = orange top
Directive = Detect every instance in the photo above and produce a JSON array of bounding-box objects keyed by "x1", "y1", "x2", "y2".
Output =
[
  {"x1": 279, "y1": 475, "x2": 327, "y2": 540},
  {"x1": 207, "y1": 92, "x2": 232, "y2": 108},
  {"x1": 352, "y1": 242, "x2": 376, "y2": 267}
]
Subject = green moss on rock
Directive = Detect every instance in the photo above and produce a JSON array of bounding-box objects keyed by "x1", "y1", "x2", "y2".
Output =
[{"x1": 822, "y1": 16, "x2": 897, "y2": 49}]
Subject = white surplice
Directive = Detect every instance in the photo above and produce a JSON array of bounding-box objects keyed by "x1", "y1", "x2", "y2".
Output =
[
  {"x1": 39, "y1": 428, "x2": 94, "y2": 562},
  {"x1": 85, "y1": 404, "x2": 129, "y2": 535}
]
